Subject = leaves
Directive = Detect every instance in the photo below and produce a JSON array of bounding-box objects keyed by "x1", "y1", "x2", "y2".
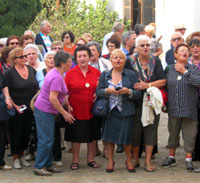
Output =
[{"x1": 29, "y1": 0, "x2": 119, "y2": 45}]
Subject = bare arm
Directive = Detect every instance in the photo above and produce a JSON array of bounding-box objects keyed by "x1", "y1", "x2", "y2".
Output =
[
  {"x1": 2, "y1": 86, "x2": 12, "y2": 109},
  {"x1": 49, "y1": 91, "x2": 75, "y2": 123}
]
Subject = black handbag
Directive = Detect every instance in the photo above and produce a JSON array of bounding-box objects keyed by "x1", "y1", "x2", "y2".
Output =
[
  {"x1": 92, "y1": 97, "x2": 108, "y2": 117},
  {"x1": 0, "y1": 94, "x2": 15, "y2": 121}
]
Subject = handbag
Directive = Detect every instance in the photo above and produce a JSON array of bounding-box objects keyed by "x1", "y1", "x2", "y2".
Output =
[
  {"x1": 30, "y1": 89, "x2": 40, "y2": 112},
  {"x1": 0, "y1": 94, "x2": 15, "y2": 121},
  {"x1": 92, "y1": 97, "x2": 108, "y2": 117}
]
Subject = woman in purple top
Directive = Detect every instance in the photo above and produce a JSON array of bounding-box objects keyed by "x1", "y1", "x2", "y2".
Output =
[{"x1": 33, "y1": 51, "x2": 75, "y2": 176}]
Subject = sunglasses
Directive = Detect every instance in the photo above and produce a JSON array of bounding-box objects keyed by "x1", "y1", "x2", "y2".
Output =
[
  {"x1": 172, "y1": 37, "x2": 181, "y2": 42},
  {"x1": 64, "y1": 36, "x2": 70, "y2": 39},
  {"x1": 139, "y1": 44, "x2": 150, "y2": 48},
  {"x1": 15, "y1": 55, "x2": 27, "y2": 59},
  {"x1": 9, "y1": 42, "x2": 19, "y2": 45},
  {"x1": 0, "y1": 44, "x2": 4, "y2": 48}
]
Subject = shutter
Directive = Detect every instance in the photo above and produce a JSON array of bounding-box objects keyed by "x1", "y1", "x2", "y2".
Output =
[
  {"x1": 123, "y1": 0, "x2": 132, "y2": 20},
  {"x1": 142, "y1": 0, "x2": 155, "y2": 25}
]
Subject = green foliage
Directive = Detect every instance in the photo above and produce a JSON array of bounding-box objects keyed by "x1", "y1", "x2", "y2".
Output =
[
  {"x1": 30, "y1": 0, "x2": 119, "y2": 44},
  {"x1": 0, "y1": 0, "x2": 41, "y2": 37}
]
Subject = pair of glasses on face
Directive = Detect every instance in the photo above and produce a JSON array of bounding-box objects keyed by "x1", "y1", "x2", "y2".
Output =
[
  {"x1": 9, "y1": 42, "x2": 19, "y2": 45},
  {"x1": 172, "y1": 37, "x2": 181, "y2": 42},
  {"x1": 64, "y1": 36, "x2": 70, "y2": 39},
  {"x1": 15, "y1": 55, "x2": 27, "y2": 59},
  {"x1": 52, "y1": 47, "x2": 62, "y2": 50},
  {"x1": 139, "y1": 44, "x2": 150, "y2": 48}
]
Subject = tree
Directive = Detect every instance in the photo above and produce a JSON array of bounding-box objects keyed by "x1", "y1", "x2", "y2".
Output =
[
  {"x1": 30, "y1": 0, "x2": 120, "y2": 44},
  {"x1": 0, "y1": 0, "x2": 41, "y2": 37}
]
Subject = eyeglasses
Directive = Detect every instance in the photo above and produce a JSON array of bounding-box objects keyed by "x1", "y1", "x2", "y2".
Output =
[
  {"x1": 190, "y1": 45, "x2": 200, "y2": 48},
  {"x1": 52, "y1": 47, "x2": 62, "y2": 50},
  {"x1": 15, "y1": 55, "x2": 27, "y2": 59},
  {"x1": 64, "y1": 36, "x2": 70, "y2": 39},
  {"x1": 139, "y1": 44, "x2": 150, "y2": 48},
  {"x1": 9, "y1": 42, "x2": 19, "y2": 45},
  {"x1": 171, "y1": 37, "x2": 182, "y2": 42},
  {"x1": 0, "y1": 44, "x2": 4, "y2": 48},
  {"x1": 177, "y1": 28, "x2": 186, "y2": 31},
  {"x1": 178, "y1": 49, "x2": 189, "y2": 53}
]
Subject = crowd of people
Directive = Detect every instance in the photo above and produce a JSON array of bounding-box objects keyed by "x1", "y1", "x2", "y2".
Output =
[{"x1": 0, "y1": 19, "x2": 200, "y2": 176}]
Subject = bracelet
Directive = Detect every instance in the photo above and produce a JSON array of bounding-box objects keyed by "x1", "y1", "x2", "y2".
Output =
[
  {"x1": 148, "y1": 83, "x2": 151, "y2": 88},
  {"x1": 5, "y1": 96, "x2": 11, "y2": 99}
]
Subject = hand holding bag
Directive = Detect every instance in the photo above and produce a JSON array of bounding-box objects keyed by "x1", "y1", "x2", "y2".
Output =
[
  {"x1": 92, "y1": 97, "x2": 108, "y2": 117},
  {"x1": 0, "y1": 94, "x2": 15, "y2": 121}
]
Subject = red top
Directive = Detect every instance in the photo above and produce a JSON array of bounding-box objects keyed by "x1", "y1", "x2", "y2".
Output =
[
  {"x1": 63, "y1": 44, "x2": 76, "y2": 55},
  {"x1": 65, "y1": 65, "x2": 100, "y2": 120}
]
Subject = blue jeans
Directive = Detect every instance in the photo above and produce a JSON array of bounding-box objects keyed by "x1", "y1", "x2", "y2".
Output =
[{"x1": 34, "y1": 107, "x2": 55, "y2": 169}]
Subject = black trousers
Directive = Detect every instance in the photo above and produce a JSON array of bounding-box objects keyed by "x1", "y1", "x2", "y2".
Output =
[
  {"x1": 10, "y1": 110, "x2": 33, "y2": 155},
  {"x1": 53, "y1": 117, "x2": 62, "y2": 161},
  {"x1": 0, "y1": 121, "x2": 6, "y2": 166}
]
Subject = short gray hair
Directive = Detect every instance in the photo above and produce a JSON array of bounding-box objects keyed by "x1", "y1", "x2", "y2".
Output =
[
  {"x1": 122, "y1": 30, "x2": 136, "y2": 46},
  {"x1": 112, "y1": 22, "x2": 124, "y2": 32},
  {"x1": 54, "y1": 51, "x2": 71, "y2": 67},
  {"x1": 44, "y1": 51, "x2": 56, "y2": 61},
  {"x1": 24, "y1": 30, "x2": 36, "y2": 39},
  {"x1": 135, "y1": 35, "x2": 150, "y2": 47},
  {"x1": 87, "y1": 41, "x2": 101, "y2": 55},
  {"x1": 24, "y1": 44, "x2": 40, "y2": 56},
  {"x1": 40, "y1": 20, "x2": 50, "y2": 29}
]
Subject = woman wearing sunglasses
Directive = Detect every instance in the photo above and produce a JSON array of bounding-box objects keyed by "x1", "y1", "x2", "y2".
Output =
[
  {"x1": 62, "y1": 31, "x2": 76, "y2": 56},
  {"x1": 4, "y1": 47, "x2": 38, "y2": 169},
  {"x1": 6, "y1": 36, "x2": 20, "y2": 50},
  {"x1": 125, "y1": 35, "x2": 166, "y2": 172}
]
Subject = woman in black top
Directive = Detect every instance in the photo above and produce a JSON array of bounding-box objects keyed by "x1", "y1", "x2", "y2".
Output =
[
  {"x1": 4, "y1": 47, "x2": 38, "y2": 169},
  {"x1": 0, "y1": 71, "x2": 12, "y2": 170},
  {"x1": 125, "y1": 35, "x2": 166, "y2": 172}
]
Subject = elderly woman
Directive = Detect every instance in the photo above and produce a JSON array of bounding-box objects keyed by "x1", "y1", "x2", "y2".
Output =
[
  {"x1": 96, "y1": 49, "x2": 140, "y2": 173},
  {"x1": 0, "y1": 71, "x2": 12, "y2": 170},
  {"x1": 64, "y1": 45, "x2": 100, "y2": 170},
  {"x1": 33, "y1": 51, "x2": 75, "y2": 176},
  {"x1": 145, "y1": 25, "x2": 162, "y2": 57},
  {"x1": 4, "y1": 47, "x2": 38, "y2": 169},
  {"x1": 24, "y1": 44, "x2": 46, "y2": 71},
  {"x1": 6, "y1": 36, "x2": 20, "y2": 49},
  {"x1": 161, "y1": 44, "x2": 200, "y2": 172},
  {"x1": 20, "y1": 35, "x2": 34, "y2": 48},
  {"x1": 125, "y1": 35, "x2": 166, "y2": 172},
  {"x1": 62, "y1": 31, "x2": 76, "y2": 56},
  {"x1": 36, "y1": 51, "x2": 56, "y2": 88},
  {"x1": 102, "y1": 38, "x2": 120, "y2": 60},
  {"x1": 88, "y1": 41, "x2": 113, "y2": 156},
  {"x1": 0, "y1": 47, "x2": 12, "y2": 73}
]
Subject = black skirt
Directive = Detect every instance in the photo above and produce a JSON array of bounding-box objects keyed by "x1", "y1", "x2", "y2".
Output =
[{"x1": 65, "y1": 117, "x2": 101, "y2": 143}]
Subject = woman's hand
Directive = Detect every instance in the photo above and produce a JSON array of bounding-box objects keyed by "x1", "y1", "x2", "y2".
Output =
[
  {"x1": 63, "y1": 111, "x2": 75, "y2": 124},
  {"x1": 14, "y1": 104, "x2": 23, "y2": 114},
  {"x1": 175, "y1": 63, "x2": 186, "y2": 74},
  {"x1": 5, "y1": 98, "x2": 12, "y2": 110},
  {"x1": 134, "y1": 79, "x2": 148, "y2": 90},
  {"x1": 105, "y1": 87, "x2": 119, "y2": 95},
  {"x1": 118, "y1": 87, "x2": 131, "y2": 95}
]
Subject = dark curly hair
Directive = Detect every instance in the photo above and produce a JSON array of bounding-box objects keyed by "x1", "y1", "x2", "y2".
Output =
[{"x1": 61, "y1": 31, "x2": 75, "y2": 43}]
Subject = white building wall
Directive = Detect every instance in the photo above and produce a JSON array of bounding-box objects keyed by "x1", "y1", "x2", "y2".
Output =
[{"x1": 155, "y1": 0, "x2": 200, "y2": 66}]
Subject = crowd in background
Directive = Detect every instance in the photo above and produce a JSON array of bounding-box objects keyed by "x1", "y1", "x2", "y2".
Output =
[{"x1": 0, "y1": 20, "x2": 200, "y2": 176}]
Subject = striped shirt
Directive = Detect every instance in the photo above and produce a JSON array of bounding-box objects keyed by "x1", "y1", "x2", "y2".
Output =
[{"x1": 166, "y1": 63, "x2": 200, "y2": 121}]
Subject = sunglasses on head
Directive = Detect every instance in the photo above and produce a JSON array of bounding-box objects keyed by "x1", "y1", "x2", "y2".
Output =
[
  {"x1": 139, "y1": 44, "x2": 150, "y2": 48},
  {"x1": 15, "y1": 55, "x2": 27, "y2": 59},
  {"x1": 9, "y1": 42, "x2": 19, "y2": 45},
  {"x1": 172, "y1": 37, "x2": 181, "y2": 42}
]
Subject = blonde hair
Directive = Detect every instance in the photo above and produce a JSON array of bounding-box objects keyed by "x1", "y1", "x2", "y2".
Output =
[
  {"x1": 9, "y1": 47, "x2": 24, "y2": 65},
  {"x1": 110, "y1": 49, "x2": 126, "y2": 61},
  {"x1": 145, "y1": 25, "x2": 155, "y2": 36}
]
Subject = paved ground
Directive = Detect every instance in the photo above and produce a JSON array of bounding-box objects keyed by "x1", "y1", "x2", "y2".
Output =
[{"x1": 1, "y1": 113, "x2": 200, "y2": 183}]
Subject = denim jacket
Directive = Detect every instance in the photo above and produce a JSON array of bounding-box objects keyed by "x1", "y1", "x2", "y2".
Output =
[{"x1": 96, "y1": 68, "x2": 141, "y2": 117}]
